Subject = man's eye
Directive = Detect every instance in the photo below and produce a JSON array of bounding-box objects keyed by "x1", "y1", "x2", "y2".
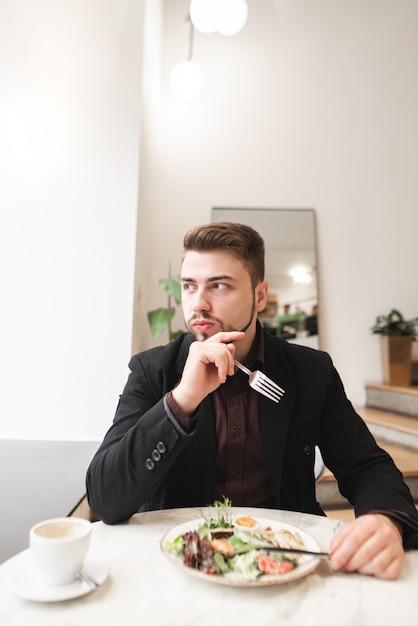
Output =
[
  {"x1": 212, "y1": 283, "x2": 226, "y2": 290},
  {"x1": 182, "y1": 283, "x2": 195, "y2": 291}
]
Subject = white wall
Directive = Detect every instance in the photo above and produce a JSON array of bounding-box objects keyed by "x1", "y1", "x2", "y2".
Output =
[
  {"x1": 135, "y1": 0, "x2": 418, "y2": 407},
  {"x1": 0, "y1": 0, "x2": 144, "y2": 441}
]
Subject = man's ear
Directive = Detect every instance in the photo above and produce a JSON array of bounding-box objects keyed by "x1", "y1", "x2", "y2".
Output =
[{"x1": 255, "y1": 281, "x2": 269, "y2": 312}]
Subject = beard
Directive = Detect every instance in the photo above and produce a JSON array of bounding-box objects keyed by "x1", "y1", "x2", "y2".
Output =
[{"x1": 186, "y1": 295, "x2": 256, "y2": 341}]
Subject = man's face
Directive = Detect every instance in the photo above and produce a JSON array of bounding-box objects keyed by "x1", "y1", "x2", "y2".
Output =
[{"x1": 181, "y1": 249, "x2": 267, "y2": 342}]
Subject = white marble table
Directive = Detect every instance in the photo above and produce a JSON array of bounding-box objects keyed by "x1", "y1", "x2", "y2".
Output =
[{"x1": 1, "y1": 507, "x2": 418, "y2": 626}]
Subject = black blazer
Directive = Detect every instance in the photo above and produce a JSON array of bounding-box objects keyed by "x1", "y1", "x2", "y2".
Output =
[{"x1": 86, "y1": 330, "x2": 418, "y2": 544}]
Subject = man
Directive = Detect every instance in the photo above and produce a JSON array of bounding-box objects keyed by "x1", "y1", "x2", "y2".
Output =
[{"x1": 86, "y1": 222, "x2": 418, "y2": 579}]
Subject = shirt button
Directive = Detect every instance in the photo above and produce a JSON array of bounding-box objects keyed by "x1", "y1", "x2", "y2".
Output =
[
  {"x1": 230, "y1": 468, "x2": 237, "y2": 476},
  {"x1": 152, "y1": 449, "x2": 161, "y2": 462},
  {"x1": 157, "y1": 441, "x2": 166, "y2": 453},
  {"x1": 145, "y1": 458, "x2": 155, "y2": 470},
  {"x1": 232, "y1": 428, "x2": 240, "y2": 437},
  {"x1": 304, "y1": 445, "x2": 312, "y2": 455}
]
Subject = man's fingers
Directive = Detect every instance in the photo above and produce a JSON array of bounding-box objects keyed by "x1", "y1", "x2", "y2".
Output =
[
  {"x1": 206, "y1": 331, "x2": 245, "y2": 344},
  {"x1": 329, "y1": 514, "x2": 404, "y2": 580}
]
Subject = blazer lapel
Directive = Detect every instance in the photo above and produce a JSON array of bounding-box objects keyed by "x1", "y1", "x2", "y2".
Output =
[{"x1": 260, "y1": 335, "x2": 297, "y2": 503}]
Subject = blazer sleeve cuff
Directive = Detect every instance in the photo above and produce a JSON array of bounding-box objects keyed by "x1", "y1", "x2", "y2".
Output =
[
  {"x1": 164, "y1": 391, "x2": 198, "y2": 435},
  {"x1": 367, "y1": 508, "x2": 418, "y2": 550}
]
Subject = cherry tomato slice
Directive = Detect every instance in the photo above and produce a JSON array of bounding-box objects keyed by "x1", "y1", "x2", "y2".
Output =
[{"x1": 257, "y1": 555, "x2": 295, "y2": 575}]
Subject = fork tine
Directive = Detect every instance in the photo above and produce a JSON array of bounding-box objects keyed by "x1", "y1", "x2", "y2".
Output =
[
  {"x1": 254, "y1": 384, "x2": 281, "y2": 403},
  {"x1": 257, "y1": 382, "x2": 284, "y2": 399},
  {"x1": 234, "y1": 359, "x2": 285, "y2": 403},
  {"x1": 254, "y1": 380, "x2": 283, "y2": 401},
  {"x1": 251, "y1": 376, "x2": 283, "y2": 403},
  {"x1": 258, "y1": 375, "x2": 285, "y2": 394},
  {"x1": 253, "y1": 371, "x2": 285, "y2": 395}
]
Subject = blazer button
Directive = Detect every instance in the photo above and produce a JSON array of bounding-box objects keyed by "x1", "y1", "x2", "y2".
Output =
[
  {"x1": 145, "y1": 458, "x2": 155, "y2": 470},
  {"x1": 152, "y1": 449, "x2": 161, "y2": 462},
  {"x1": 303, "y1": 445, "x2": 312, "y2": 455},
  {"x1": 157, "y1": 441, "x2": 166, "y2": 453}
]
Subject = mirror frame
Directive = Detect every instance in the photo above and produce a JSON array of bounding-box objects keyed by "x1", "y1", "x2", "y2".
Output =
[{"x1": 212, "y1": 207, "x2": 319, "y2": 349}]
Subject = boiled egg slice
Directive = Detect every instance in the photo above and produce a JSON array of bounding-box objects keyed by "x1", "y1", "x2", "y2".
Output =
[{"x1": 234, "y1": 516, "x2": 259, "y2": 531}]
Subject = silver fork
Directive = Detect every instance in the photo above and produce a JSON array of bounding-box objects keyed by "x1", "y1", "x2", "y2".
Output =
[
  {"x1": 228, "y1": 546, "x2": 329, "y2": 558},
  {"x1": 234, "y1": 359, "x2": 285, "y2": 403}
]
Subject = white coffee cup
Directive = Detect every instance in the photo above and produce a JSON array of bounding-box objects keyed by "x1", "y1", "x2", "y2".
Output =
[{"x1": 29, "y1": 517, "x2": 92, "y2": 586}]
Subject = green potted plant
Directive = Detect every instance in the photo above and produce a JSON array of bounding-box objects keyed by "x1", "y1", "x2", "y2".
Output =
[
  {"x1": 147, "y1": 274, "x2": 184, "y2": 341},
  {"x1": 371, "y1": 309, "x2": 418, "y2": 387}
]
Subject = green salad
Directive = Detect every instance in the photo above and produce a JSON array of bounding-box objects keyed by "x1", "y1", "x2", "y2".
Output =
[{"x1": 163, "y1": 502, "x2": 302, "y2": 581}]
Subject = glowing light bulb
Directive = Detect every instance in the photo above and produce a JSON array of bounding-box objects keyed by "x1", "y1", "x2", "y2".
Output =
[
  {"x1": 189, "y1": 0, "x2": 219, "y2": 34},
  {"x1": 189, "y1": 0, "x2": 248, "y2": 36},
  {"x1": 217, "y1": 0, "x2": 248, "y2": 36}
]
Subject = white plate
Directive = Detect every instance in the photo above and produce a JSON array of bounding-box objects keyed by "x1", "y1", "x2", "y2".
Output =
[
  {"x1": 161, "y1": 516, "x2": 321, "y2": 587},
  {"x1": 10, "y1": 552, "x2": 108, "y2": 602}
]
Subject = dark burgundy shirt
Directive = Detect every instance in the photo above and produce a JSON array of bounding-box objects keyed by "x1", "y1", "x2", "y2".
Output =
[{"x1": 166, "y1": 328, "x2": 274, "y2": 507}]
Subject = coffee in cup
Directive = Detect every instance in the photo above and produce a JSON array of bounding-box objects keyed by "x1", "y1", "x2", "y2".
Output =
[{"x1": 30, "y1": 517, "x2": 91, "y2": 586}]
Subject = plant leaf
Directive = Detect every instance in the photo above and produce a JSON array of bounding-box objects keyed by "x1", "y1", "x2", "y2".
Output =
[
  {"x1": 147, "y1": 308, "x2": 175, "y2": 338},
  {"x1": 371, "y1": 309, "x2": 418, "y2": 340},
  {"x1": 159, "y1": 275, "x2": 182, "y2": 305}
]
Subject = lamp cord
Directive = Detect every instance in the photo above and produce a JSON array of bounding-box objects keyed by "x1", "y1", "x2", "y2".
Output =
[{"x1": 186, "y1": 15, "x2": 194, "y2": 60}]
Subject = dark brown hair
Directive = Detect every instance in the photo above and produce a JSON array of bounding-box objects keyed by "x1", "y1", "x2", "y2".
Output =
[{"x1": 183, "y1": 222, "x2": 265, "y2": 288}]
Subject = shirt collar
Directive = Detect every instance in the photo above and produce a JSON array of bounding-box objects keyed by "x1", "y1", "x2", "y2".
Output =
[{"x1": 244, "y1": 321, "x2": 265, "y2": 370}]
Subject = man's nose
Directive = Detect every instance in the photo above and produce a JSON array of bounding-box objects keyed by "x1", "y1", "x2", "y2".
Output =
[{"x1": 191, "y1": 289, "x2": 211, "y2": 312}]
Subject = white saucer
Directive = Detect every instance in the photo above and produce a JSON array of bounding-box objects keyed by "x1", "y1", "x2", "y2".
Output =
[{"x1": 10, "y1": 552, "x2": 109, "y2": 602}]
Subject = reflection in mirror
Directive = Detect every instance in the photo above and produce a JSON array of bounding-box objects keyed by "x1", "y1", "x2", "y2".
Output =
[{"x1": 212, "y1": 208, "x2": 319, "y2": 349}]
